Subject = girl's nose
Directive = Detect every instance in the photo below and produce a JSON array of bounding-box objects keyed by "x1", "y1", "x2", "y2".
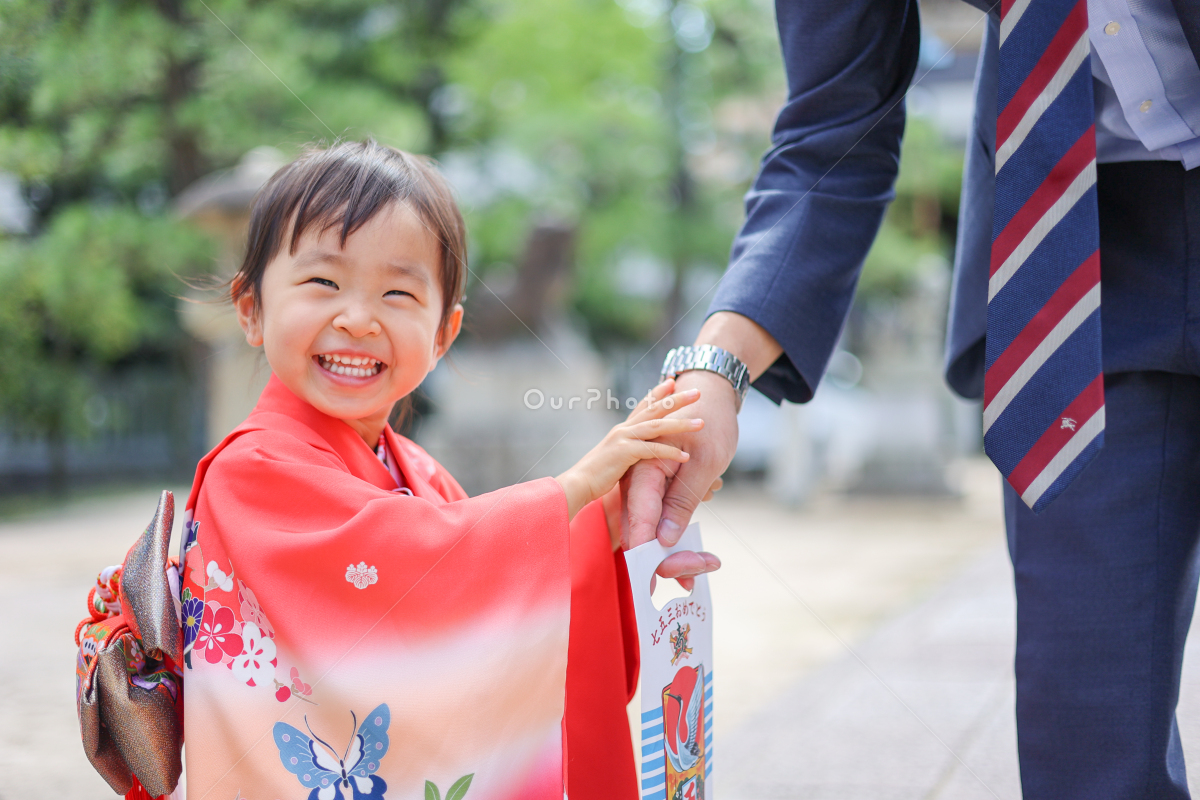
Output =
[{"x1": 332, "y1": 304, "x2": 382, "y2": 338}]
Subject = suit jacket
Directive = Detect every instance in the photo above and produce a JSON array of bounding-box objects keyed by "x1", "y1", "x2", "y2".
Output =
[{"x1": 712, "y1": 0, "x2": 1200, "y2": 403}]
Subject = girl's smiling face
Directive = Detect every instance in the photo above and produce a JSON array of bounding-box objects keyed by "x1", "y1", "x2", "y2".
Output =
[{"x1": 236, "y1": 202, "x2": 463, "y2": 445}]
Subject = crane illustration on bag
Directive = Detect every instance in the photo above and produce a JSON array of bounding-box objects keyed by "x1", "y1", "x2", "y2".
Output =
[{"x1": 662, "y1": 664, "x2": 706, "y2": 799}]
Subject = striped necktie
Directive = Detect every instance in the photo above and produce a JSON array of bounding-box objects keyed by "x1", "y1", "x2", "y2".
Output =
[{"x1": 983, "y1": 0, "x2": 1103, "y2": 513}]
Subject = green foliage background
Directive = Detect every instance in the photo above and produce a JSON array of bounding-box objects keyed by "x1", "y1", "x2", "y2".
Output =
[{"x1": 0, "y1": 0, "x2": 960, "y2": 461}]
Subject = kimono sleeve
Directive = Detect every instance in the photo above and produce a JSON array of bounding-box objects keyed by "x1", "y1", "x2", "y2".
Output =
[{"x1": 565, "y1": 499, "x2": 640, "y2": 800}]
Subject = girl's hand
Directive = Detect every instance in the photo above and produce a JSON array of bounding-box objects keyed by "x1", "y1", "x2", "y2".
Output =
[{"x1": 556, "y1": 379, "x2": 702, "y2": 520}]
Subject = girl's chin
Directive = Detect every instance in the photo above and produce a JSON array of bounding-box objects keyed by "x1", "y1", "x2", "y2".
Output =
[
  {"x1": 296, "y1": 364, "x2": 415, "y2": 420},
  {"x1": 303, "y1": 388, "x2": 394, "y2": 425}
]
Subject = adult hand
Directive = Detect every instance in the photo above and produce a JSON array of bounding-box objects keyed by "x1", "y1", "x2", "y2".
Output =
[
  {"x1": 602, "y1": 473, "x2": 722, "y2": 552},
  {"x1": 623, "y1": 311, "x2": 784, "y2": 588},
  {"x1": 624, "y1": 370, "x2": 737, "y2": 588}
]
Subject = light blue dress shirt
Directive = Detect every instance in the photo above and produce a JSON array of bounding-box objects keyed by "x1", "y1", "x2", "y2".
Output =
[{"x1": 1088, "y1": 0, "x2": 1200, "y2": 168}]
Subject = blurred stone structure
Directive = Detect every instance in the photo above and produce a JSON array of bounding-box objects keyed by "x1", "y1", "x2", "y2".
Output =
[
  {"x1": 467, "y1": 220, "x2": 575, "y2": 340},
  {"x1": 761, "y1": 259, "x2": 983, "y2": 505},
  {"x1": 847, "y1": 259, "x2": 963, "y2": 496},
  {"x1": 419, "y1": 219, "x2": 616, "y2": 495},
  {"x1": 174, "y1": 148, "x2": 283, "y2": 448}
]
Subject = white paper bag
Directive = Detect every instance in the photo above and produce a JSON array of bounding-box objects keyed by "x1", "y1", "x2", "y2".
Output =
[{"x1": 625, "y1": 522, "x2": 713, "y2": 800}]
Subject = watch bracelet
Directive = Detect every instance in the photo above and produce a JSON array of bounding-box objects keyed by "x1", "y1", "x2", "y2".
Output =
[{"x1": 660, "y1": 345, "x2": 750, "y2": 401}]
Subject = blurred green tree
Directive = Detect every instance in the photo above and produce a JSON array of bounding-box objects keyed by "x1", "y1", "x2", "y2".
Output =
[
  {"x1": 0, "y1": 0, "x2": 787, "y2": 432},
  {"x1": 0, "y1": 208, "x2": 212, "y2": 488},
  {"x1": 443, "y1": 0, "x2": 783, "y2": 345},
  {"x1": 0, "y1": 0, "x2": 480, "y2": 485},
  {"x1": 0, "y1": 0, "x2": 955, "y2": 485}
]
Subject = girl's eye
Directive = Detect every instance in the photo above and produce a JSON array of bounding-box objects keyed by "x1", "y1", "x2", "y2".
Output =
[
  {"x1": 307, "y1": 278, "x2": 338, "y2": 289},
  {"x1": 385, "y1": 290, "x2": 414, "y2": 299}
]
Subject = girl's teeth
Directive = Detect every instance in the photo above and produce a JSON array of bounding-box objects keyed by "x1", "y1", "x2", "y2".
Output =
[{"x1": 318, "y1": 354, "x2": 380, "y2": 377}]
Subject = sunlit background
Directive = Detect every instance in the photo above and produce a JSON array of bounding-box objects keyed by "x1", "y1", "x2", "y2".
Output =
[
  {"x1": 3, "y1": 2, "x2": 1129, "y2": 798},
  {"x1": 0, "y1": 0, "x2": 986, "y2": 498}
]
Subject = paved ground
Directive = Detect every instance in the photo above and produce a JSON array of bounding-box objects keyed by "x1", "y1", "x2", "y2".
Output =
[
  {"x1": 702, "y1": 465, "x2": 1200, "y2": 799},
  {"x1": 716, "y1": 541, "x2": 1020, "y2": 799},
  {"x1": 0, "y1": 485, "x2": 192, "y2": 800},
  {"x1": 6, "y1": 461, "x2": 1200, "y2": 798}
]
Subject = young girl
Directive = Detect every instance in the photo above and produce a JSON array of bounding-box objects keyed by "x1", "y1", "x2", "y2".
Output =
[{"x1": 177, "y1": 140, "x2": 707, "y2": 800}]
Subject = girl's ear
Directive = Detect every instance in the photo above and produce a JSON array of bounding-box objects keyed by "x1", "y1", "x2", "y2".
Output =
[
  {"x1": 235, "y1": 289, "x2": 264, "y2": 348},
  {"x1": 433, "y1": 303, "x2": 464, "y2": 361}
]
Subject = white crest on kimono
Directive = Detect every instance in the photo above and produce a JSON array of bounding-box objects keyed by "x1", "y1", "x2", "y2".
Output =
[
  {"x1": 231, "y1": 622, "x2": 276, "y2": 687},
  {"x1": 206, "y1": 560, "x2": 234, "y2": 592},
  {"x1": 346, "y1": 562, "x2": 378, "y2": 590}
]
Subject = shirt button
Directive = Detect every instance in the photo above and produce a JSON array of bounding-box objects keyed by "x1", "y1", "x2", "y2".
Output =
[
  {"x1": 1104, "y1": 21, "x2": 1120, "y2": 35},
  {"x1": 1140, "y1": 99, "x2": 1153, "y2": 113}
]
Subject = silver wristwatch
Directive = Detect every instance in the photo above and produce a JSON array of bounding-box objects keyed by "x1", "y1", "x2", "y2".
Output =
[{"x1": 660, "y1": 345, "x2": 751, "y2": 410}]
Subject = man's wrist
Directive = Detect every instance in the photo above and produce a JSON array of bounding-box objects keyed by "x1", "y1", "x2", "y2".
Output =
[{"x1": 694, "y1": 311, "x2": 783, "y2": 382}]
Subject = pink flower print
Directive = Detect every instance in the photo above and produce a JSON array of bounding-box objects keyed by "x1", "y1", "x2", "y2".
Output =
[
  {"x1": 194, "y1": 603, "x2": 243, "y2": 664},
  {"x1": 231, "y1": 622, "x2": 276, "y2": 688},
  {"x1": 289, "y1": 666, "x2": 312, "y2": 696},
  {"x1": 237, "y1": 580, "x2": 273, "y2": 638},
  {"x1": 345, "y1": 561, "x2": 378, "y2": 590},
  {"x1": 272, "y1": 667, "x2": 316, "y2": 705}
]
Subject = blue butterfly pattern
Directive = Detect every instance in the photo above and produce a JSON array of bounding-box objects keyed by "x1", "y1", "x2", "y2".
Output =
[{"x1": 273, "y1": 703, "x2": 390, "y2": 800}]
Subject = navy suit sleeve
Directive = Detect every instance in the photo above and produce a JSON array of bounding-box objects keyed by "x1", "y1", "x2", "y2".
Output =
[{"x1": 708, "y1": 0, "x2": 921, "y2": 403}]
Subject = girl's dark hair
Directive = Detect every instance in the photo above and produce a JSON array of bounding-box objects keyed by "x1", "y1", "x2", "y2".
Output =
[{"x1": 231, "y1": 139, "x2": 466, "y2": 326}]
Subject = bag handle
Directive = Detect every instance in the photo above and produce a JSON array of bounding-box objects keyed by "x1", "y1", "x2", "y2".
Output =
[{"x1": 623, "y1": 522, "x2": 705, "y2": 620}]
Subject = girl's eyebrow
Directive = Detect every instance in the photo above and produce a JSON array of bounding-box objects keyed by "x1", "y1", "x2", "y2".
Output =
[
  {"x1": 292, "y1": 249, "x2": 344, "y2": 268},
  {"x1": 385, "y1": 262, "x2": 432, "y2": 287}
]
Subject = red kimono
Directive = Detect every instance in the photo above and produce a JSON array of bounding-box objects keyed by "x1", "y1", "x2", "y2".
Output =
[{"x1": 179, "y1": 376, "x2": 636, "y2": 800}]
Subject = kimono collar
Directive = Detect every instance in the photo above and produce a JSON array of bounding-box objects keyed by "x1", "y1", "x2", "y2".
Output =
[{"x1": 251, "y1": 374, "x2": 440, "y2": 500}]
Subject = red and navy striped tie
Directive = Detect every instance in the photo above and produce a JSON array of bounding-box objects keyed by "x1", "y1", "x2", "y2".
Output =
[{"x1": 984, "y1": 0, "x2": 1103, "y2": 513}]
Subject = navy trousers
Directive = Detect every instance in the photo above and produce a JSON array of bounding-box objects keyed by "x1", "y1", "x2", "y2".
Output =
[{"x1": 1007, "y1": 161, "x2": 1200, "y2": 798}]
